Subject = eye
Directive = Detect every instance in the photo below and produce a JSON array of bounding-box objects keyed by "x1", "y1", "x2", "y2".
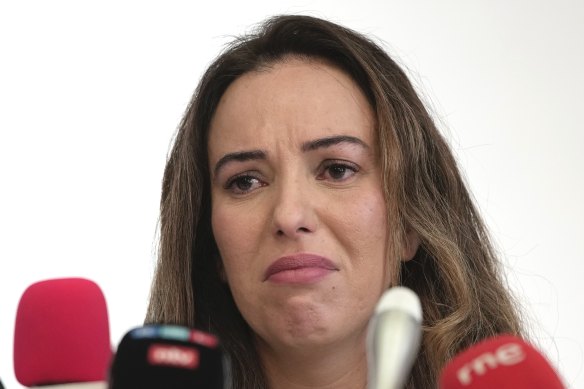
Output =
[
  {"x1": 316, "y1": 160, "x2": 359, "y2": 182},
  {"x1": 225, "y1": 174, "x2": 266, "y2": 195}
]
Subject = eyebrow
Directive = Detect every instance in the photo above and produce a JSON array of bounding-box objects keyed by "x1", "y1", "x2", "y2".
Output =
[
  {"x1": 300, "y1": 135, "x2": 369, "y2": 152},
  {"x1": 213, "y1": 150, "x2": 267, "y2": 177},
  {"x1": 213, "y1": 135, "x2": 368, "y2": 177}
]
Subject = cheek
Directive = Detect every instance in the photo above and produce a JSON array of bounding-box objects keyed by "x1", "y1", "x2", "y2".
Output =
[
  {"x1": 212, "y1": 205, "x2": 240, "y2": 269},
  {"x1": 339, "y1": 190, "x2": 392, "y2": 282},
  {"x1": 211, "y1": 200, "x2": 263, "y2": 278},
  {"x1": 343, "y1": 191, "x2": 387, "y2": 244}
]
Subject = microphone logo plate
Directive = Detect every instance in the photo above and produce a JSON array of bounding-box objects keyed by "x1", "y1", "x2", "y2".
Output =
[{"x1": 147, "y1": 344, "x2": 200, "y2": 369}]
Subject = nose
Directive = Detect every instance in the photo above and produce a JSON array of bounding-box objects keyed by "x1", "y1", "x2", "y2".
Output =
[{"x1": 271, "y1": 178, "x2": 318, "y2": 239}]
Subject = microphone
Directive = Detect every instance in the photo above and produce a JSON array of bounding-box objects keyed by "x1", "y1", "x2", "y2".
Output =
[
  {"x1": 439, "y1": 334, "x2": 565, "y2": 388},
  {"x1": 21, "y1": 384, "x2": 107, "y2": 388},
  {"x1": 13, "y1": 278, "x2": 112, "y2": 388},
  {"x1": 366, "y1": 286, "x2": 423, "y2": 389},
  {"x1": 109, "y1": 325, "x2": 225, "y2": 388}
]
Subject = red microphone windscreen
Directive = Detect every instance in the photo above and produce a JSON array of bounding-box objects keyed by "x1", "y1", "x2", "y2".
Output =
[
  {"x1": 439, "y1": 334, "x2": 564, "y2": 388},
  {"x1": 14, "y1": 278, "x2": 112, "y2": 386}
]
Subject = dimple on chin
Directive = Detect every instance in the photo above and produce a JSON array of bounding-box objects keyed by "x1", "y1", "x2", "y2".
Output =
[
  {"x1": 252, "y1": 291, "x2": 371, "y2": 349},
  {"x1": 258, "y1": 309, "x2": 334, "y2": 350}
]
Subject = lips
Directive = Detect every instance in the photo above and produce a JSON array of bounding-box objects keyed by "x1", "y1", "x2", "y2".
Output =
[{"x1": 264, "y1": 254, "x2": 339, "y2": 284}]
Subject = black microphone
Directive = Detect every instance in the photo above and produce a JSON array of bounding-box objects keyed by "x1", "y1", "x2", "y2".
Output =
[{"x1": 109, "y1": 325, "x2": 225, "y2": 388}]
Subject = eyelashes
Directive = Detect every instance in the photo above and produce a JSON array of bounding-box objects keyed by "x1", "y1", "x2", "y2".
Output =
[
  {"x1": 223, "y1": 160, "x2": 360, "y2": 195},
  {"x1": 225, "y1": 173, "x2": 266, "y2": 195},
  {"x1": 316, "y1": 160, "x2": 359, "y2": 182}
]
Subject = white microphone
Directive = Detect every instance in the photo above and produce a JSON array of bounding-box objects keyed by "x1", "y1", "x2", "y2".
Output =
[{"x1": 366, "y1": 286, "x2": 423, "y2": 389}]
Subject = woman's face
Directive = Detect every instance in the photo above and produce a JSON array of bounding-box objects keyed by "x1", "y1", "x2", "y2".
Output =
[{"x1": 208, "y1": 59, "x2": 400, "y2": 354}]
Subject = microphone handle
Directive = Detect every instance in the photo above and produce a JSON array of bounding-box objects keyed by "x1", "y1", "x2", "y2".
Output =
[{"x1": 367, "y1": 311, "x2": 422, "y2": 389}]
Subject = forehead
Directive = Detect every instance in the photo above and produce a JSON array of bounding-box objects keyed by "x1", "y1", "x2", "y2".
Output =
[{"x1": 207, "y1": 58, "x2": 375, "y2": 158}]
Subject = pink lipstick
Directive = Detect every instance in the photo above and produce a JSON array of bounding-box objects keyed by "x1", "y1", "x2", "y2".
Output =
[{"x1": 264, "y1": 254, "x2": 338, "y2": 284}]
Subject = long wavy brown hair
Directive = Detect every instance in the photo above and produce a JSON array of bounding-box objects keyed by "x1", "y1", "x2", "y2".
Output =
[{"x1": 145, "y1": 15, "x2": 525, "y2": 388}]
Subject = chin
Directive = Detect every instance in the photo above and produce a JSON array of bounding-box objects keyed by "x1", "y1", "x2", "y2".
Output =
[{"x1": 267, "y1": 310, "x2": 364, "y2": 352}]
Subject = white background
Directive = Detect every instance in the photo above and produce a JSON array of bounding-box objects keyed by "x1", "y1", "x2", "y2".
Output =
[{"x1": 1, "y1": 0, "x2": 582, "y2": 387}]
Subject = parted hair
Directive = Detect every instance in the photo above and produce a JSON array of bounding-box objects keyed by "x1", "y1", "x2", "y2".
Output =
[{"x1": 145, "y1": 14, "x2": 524, "y2": 388}]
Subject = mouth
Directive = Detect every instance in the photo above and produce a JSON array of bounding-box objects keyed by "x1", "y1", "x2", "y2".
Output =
[{"x1": 263, "y1": 254, "x2": 339, "y2": 284}]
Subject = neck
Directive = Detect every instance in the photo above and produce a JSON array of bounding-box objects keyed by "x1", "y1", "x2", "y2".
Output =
[{"x1": 257, "y1": 333, "x2": 369, "y2": 389}]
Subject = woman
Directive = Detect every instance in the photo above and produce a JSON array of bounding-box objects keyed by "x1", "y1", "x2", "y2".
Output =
[{"x1": 146, "y1": 15, "x2": 524, "y2": 388}]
